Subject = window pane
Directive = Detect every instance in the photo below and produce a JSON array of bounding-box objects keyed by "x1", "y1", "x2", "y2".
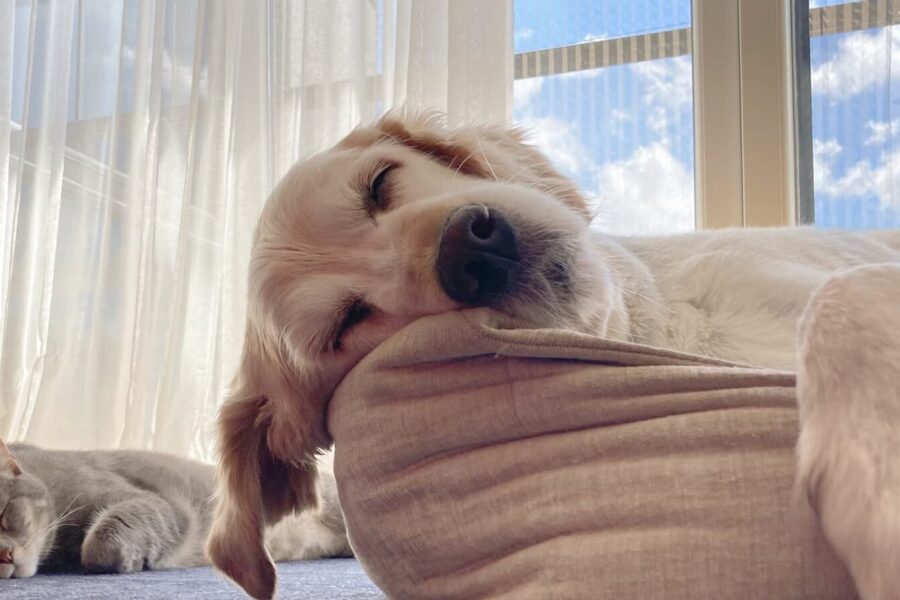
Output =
[
  {"x1": 807, "y1": 2, "x2": 900, "y2": 228},
  {"x1": 514, "y1": 1, "x2": 695, "y2": 236},
  {"x1": 515, "y1": 2, "x2": 691, "y2": 53}
]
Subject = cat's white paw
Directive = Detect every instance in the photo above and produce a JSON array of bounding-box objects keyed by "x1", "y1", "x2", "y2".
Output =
[{"x1": 0, "y1": 547, "x2": 38, "y2": 579}]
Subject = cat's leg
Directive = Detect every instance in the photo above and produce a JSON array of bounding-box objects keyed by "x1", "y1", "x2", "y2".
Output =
[
  {"x1": 81, "y1": 494, "x2": 188, "y2": 573},
  {"x1": 0, "y1": 550, "x2": 13, "y2": 579}
]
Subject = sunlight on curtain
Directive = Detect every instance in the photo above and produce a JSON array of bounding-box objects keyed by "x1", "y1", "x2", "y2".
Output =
[
  {"x1": 0, "y1": 0, "x2": 512, "y2": 459},
  {"x1": 512, "y1": 1, "x2": 694, "y2": 236}
]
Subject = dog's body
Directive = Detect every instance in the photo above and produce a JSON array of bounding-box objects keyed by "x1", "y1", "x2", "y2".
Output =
[
  {"x1": 205, "y1": 112, "x2": 900, "y2": 599},
  {"x1": 795, "y1": 264, "x2": 900, "y2": 600},
  {"x1": 609, "y1": 228, "x2": 900, "y2": 369}
]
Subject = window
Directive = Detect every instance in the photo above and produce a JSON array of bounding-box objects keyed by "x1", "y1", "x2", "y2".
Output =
[
  {"x1": 513, "y1": 2, "x2": 695, "y2": 236},
  {"x1": 804, "y1": 0, "x2": 900, "y2": 228},
  {"x1": 516, "y1": 0, "x2": 900, "y2": 233}
]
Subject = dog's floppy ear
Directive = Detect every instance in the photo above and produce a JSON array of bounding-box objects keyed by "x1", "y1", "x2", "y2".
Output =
[{"x1": 206, "y1": 322, "x2": 327, "y2": 600}]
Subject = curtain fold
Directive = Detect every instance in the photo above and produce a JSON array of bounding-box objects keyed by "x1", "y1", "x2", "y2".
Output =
[{"x1": 0, "y1": 0, "x2": 513, "y2": 460}]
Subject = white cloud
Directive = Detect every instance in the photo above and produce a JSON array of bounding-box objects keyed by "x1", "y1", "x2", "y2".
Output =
[
  {"x1": 517, "y1": 114, "x2": 593, "y2": 176},
  {"x1": 814, "y1": 137, "x2": 900, "y2": 207},
  {"x1": 516, "y1": 116, "x2": 695, "y2": 235},
  {"x1": 633, "y1": 57, "x2": 693, "y2": 107},
  {"x1": 513, "y1": 78, "x2": 544, "y2": 112},
  {"x1": 581, "y1": 33, "x2": 609, "y2": 43},
  {"x1": 592, "y1": 142, "x2": 694, "y2": 235},
  {"x1": 515, "y1": 27, "x2": 534, "y2": 42},
  {"x1": 610, "y1": 109, "x2": 630, "y2": 123},
  {"x1": 512, "y1": 56, "x2": 696, "y2": 235},
  {"x1": 867, "y1": 155, "x2": 900, "y2": 206},
  {"x1": 810, "y1": 27, "x2": 899, "y2": 99},
  {"x1": 813, "y1": 138, "x2": 857, "y2": 196},
  {"x1": 513, "y1": 68, "x2": 591, "y2": 180},
  {"x1": 814, "y1": 138, "x2": 842, "y2": 161},
  {"x1": 546, "y1": 56, "x2": 692, "y2": 137},
  {"x1": 632, "y1": 56, "x2": 693, "y2": 137},
  {"x1": 864, "y1": 119, "x2": 899, "y2": 145}
]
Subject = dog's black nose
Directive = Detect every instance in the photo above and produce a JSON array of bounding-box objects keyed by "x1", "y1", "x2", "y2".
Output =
[{"x1": 437, "y1": 205, "x2": 520, "y2": 304}]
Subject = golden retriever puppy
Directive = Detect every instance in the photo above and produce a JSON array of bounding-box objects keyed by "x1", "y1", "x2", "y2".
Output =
[{"x1": 205, "y1": 112, "x2": 900, "y2": 600}]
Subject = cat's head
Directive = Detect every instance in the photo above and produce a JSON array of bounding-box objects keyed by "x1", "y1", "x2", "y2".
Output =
[{"x1": 0, "y1": 441, "x2": 54, "y2": 579}]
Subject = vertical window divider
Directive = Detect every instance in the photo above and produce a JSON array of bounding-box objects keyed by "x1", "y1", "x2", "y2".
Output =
[
  {"x1": 791, "y1": 0, "x2": 815, "y2": 225},
  {"x1": 692, "y1": 0, "x2": 799, "y2": 229},
  {"x1": 691, "y1": 0, "x2": 745, "y2": 228},
  {"x1": 738, "y1": 0, "x2": 798, "y2": 226}
]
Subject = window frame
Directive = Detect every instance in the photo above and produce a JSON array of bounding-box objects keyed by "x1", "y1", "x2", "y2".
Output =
[
  {"x1": 693, "y1": 0, "x2": 798, "y2": 228},
  {"x1": 513, "y1": 0, "x2": 896, "y2": 230}
]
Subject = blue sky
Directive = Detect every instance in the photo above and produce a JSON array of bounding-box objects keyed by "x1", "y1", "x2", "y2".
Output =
[
  {"x1": 808, "y1": 23, "x2": 900, "y2": 228},
  {"x1": 514, "y1": 0, "x2": 900, "y2": 232}
]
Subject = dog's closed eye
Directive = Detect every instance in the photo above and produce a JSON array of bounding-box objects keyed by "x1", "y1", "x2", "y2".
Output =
[
  {"x1": 364, "y1": 164, "x2": 398, "y2": 219},
  {"x1": 330, "y1": 298, "x2": 373, "y2": 352}
]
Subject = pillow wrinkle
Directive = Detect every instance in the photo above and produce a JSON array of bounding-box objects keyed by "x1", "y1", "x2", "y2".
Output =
[{"x1": 330, "y1": 310, "x2": 858, "y2": 600}]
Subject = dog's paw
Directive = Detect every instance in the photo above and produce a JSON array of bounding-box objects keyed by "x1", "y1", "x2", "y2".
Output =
[
  {"x1": 796, "y1": 264, "x2": 900, "y2": 600},
  {"x1": 81, "y1": 522, "x2": 145, "y2": 574},
  {"x1": 798, "y1": 433, "x2": 900, "y2": 600}
]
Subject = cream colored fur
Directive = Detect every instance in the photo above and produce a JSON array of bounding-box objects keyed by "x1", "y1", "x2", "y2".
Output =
[
  {"x1": 613, "y1": 228, "x2": 900, "y2": 369},
  {"x1": 206, "y1": 111, "x2": 900, "y2": 599},
  {"x1": 796, "y1": 264, "x2": 900, "y2": 600}
]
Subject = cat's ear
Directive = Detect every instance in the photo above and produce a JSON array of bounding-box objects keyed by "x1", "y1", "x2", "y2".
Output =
[
  {"x1": 206, "y1": 324, "x2": 326, "y2": 600},
  {"x1": 0, "y1": 440, "x2": 22, "y2": 477}
]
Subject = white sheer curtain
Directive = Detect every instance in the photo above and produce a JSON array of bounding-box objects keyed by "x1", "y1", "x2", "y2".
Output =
[{"x1": 0, "y1": 0, "x2": 512, "y2": 459}]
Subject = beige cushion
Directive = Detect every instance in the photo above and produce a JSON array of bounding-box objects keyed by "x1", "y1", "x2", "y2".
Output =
[{"x1": 329, "y1": 309, "x2": 856, "y2": 599}]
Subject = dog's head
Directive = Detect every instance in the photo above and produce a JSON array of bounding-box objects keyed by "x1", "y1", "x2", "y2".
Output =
[{"x1": 206, "y1": 112, "x2": 621, "y2": 598}]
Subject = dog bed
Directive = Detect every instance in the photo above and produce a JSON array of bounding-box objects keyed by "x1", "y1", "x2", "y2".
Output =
[{"x1": 329, "y1": 308, "x2": 857, "y2": 600}]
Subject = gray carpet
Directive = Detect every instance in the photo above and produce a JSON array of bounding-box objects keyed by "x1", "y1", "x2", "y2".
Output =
[{"x1": 0, "y1": 559, "x2": 385, "y2": 599}]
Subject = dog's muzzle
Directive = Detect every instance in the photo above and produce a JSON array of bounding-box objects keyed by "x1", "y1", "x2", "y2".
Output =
[{"x1": 436, "y1": 204, "x2": 520, "y2": 304}]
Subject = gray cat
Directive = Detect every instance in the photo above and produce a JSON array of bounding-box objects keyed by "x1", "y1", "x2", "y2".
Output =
[{"x1": 0, "y1": 440, "x2": 350, "y2": 579}]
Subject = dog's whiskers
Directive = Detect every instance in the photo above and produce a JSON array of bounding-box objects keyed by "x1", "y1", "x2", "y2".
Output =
[
  {"x1": 501, "y1": 163, "x2": 534, "y2": 184},
  {"x1": 449, "y1": 149, "x2": 485, "y2": 183},
  {"x1": 474, "y1": 135, "x2": 499, "y2": 182}
]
